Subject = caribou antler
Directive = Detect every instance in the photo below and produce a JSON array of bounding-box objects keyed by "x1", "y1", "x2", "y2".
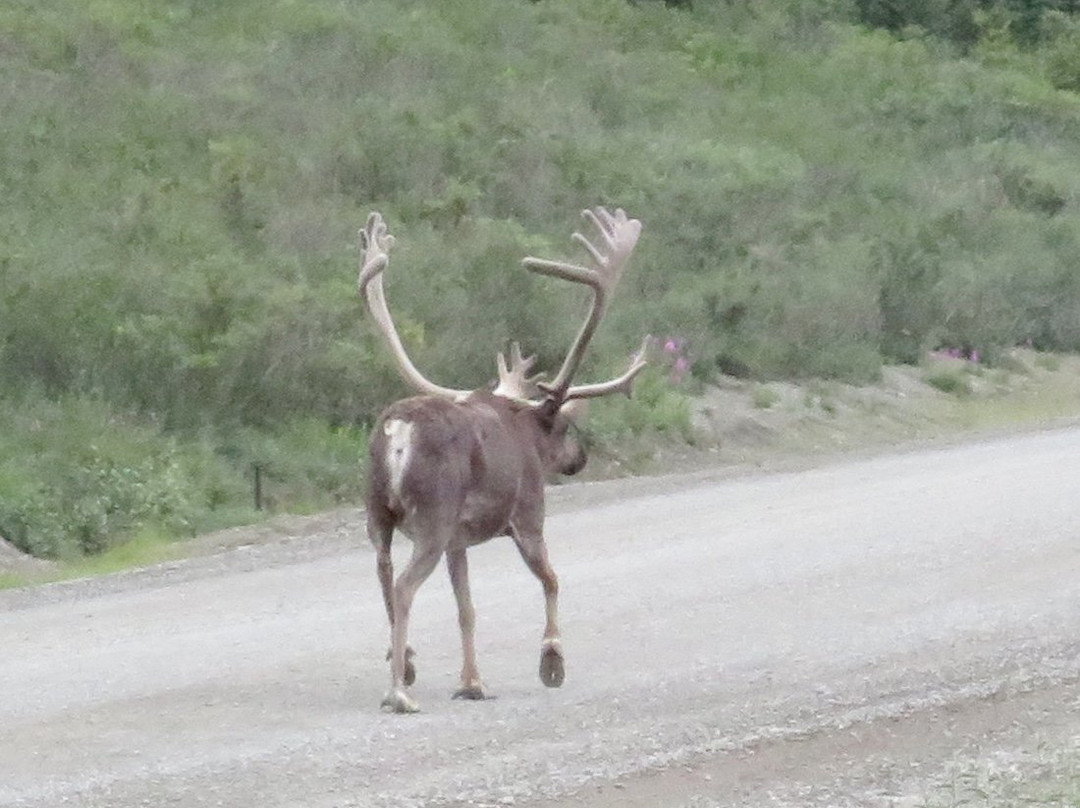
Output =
[
  {"x1": 359, "y1": 207, "x2": 645, "y2": 408},
  {"x1": 522, "y1": 207, "x2": 645, "y2": 403},
  {"x1": 560, "y1": 335, "x2": 650, "y2": 402},
  {"x1": 494, "y1": 342, "x2": 543, "y2": 400},
  {"x1": 358, "y1": 212, "x2": 471, "y2": 401}
]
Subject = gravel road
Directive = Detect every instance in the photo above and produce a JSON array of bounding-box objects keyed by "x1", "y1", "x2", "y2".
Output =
[{"x1": 1, "y1": 428, "x2": 1078, "y2": 807}]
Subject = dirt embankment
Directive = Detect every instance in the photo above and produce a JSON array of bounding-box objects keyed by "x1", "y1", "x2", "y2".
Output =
[{"x1": 0, "y1": 537, "x2": 52, "y2": 576}]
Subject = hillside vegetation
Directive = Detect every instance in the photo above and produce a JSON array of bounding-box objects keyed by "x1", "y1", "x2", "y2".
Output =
[{"x1": 5, "y1": 0, "x2": 1080, "y2": 558}]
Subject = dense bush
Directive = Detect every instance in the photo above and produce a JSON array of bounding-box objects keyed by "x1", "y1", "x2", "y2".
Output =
[
  {"x1": 0, "y1": 397, "x2": 226, "y2": 558},
  {"x1": 854, "y1": 0, "x2": 1080, "y2": 46},
  {"x1": 6, "y1": 0, "x2": 1080, "y2": 555}
]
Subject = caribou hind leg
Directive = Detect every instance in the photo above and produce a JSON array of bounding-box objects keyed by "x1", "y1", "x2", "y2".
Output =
[
  {"x1": 368, "y1": 508, "x2": 417, "y2": 687},
  {"x1": 446, "y1": 547, "x2": 489, "y2": 700},
  {"x1": 510, "y1": 525, "x2": 565, "y2": 688},
  {"x1": 380, "y1": 537, "x2": 444, "y2": 714}
]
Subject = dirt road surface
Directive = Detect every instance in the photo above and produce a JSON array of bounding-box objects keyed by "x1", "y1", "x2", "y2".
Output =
[{"x1": 2, "y1": 428, "x2": 1078, "y2": 807}]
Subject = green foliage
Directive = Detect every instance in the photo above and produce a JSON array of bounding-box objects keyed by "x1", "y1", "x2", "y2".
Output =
[
  {"x1": 853, "y1": 0, "x2": 1080, "y2": 47},
  {"x1": 752, "y1": 385, "x2": 781, "y2": 409},
  {"x1": 0, "y1": 397, "x2": 224, "y2": 558},
  {"x1": 587, "y1": 367, "x2": 696, "y2": 444},
  {"x1": 0, "y1": 395, "x2": 367, "y2": 558},
  {"x1": 63, "y1": 527, "x2": 185, "y2": 578},
  {"x1": 218, "y1": 419, "x2": 369, "y2": 513},
  {"x1": 924, "y1": 366, "x2": 975, "y2": 396},
  {"x1": 6, "y1": 0, "x2": 1080, "y2": 556},
  {"x1": 1035, "y1": 351, "x2": 1063, "y2": 370},
  {"x1": 0, "y1": 573, "x2": 28, "y2": 591}
]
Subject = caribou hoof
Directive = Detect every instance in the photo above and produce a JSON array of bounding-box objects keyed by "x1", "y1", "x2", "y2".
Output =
[
  {"x1": 452, "y1": 682, "x2": 490, "y2": 701},
  {"x1": 380, "y1": 687, "x2": 420, "y2": 714},
  {"x1": 385, "y1": 646, "x2": 417, "y2": 686},
  {"x1": 539, "y1": 640, "x2": 565, "y2": 688}
]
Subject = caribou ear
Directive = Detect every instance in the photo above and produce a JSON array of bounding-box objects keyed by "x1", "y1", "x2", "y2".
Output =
[
  {"x1": 559, "y1": 399, "x2": 589, "y2": 424},
  {"x1": 537, "y1": 396, "x2": 561, "y2": 429}
]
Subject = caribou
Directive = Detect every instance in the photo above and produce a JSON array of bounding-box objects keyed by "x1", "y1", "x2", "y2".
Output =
[{"x1": 357, "y1": 206, "x2": 646, "y2": 713}]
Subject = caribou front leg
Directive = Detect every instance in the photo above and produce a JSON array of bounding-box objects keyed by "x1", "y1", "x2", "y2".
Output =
[
  {"x1": 446, "y1": 547, "x2": 488, "y2": 700},
  {"x1": 510, "y1": 526, "x2": 565, "y2": 688}
]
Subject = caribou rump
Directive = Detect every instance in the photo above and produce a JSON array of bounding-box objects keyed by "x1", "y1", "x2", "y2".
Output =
[{"x1": 358, "y1": 207, "x2": 645, "y2": 713}]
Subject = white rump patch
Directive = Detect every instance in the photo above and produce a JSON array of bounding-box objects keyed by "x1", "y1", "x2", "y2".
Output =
[{"x1": 382, "y1": 419, "x2": 414, "y2": 497}]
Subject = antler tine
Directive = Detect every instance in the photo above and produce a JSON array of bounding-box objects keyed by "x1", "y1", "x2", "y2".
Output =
[
  {"x1": 494, "y1": 341, "x2": 542, "y2": 400},
  {"x1": 563, "y1": 335, "x2": 650, "y2": 402},
  {"x1": 572, "y1": 206, "x2": 620, "y2": 264},
  {"x1": 357, "y1": 211, "x2": 394, "y2": 285},
  {"x1": 357, "y1": 212, "x2": 471, "y2": 401},
  {"x1": 521, "y1": 207, "x2": 642, "y2": 401}
]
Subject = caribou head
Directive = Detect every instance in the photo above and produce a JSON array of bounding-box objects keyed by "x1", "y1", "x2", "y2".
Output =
[{"x1": 357, "y1": 207, "x2": 645, "y2": 713}]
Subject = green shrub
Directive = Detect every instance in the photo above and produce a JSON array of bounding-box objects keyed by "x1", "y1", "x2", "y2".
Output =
[
  {"x1": 752, "y1": 385, "x2": 781, "y2": 409},
  {"x1": 218, "y1": 419, "x2": 368, "y2": 513},
  {"x1": 586, "y1": 367, "x2": 696, "y2": 444},
  {"x1": 924, "y1": 367, "x2": 974, "y2": 396},
  {"x1": 0, "y1": 396, "x2": 248, "y2": 558}
]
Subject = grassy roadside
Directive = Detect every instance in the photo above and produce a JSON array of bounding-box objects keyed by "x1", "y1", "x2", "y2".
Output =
[
  {"x1": 585, "y1": 347, "x2": 1080, "y2": 480},
  {"x1": 0, "y1": 527, "x2": 199, "y2": 590},
  {"x1": 4, "y1": 347, "x2": 1080, "y2": 591}
]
